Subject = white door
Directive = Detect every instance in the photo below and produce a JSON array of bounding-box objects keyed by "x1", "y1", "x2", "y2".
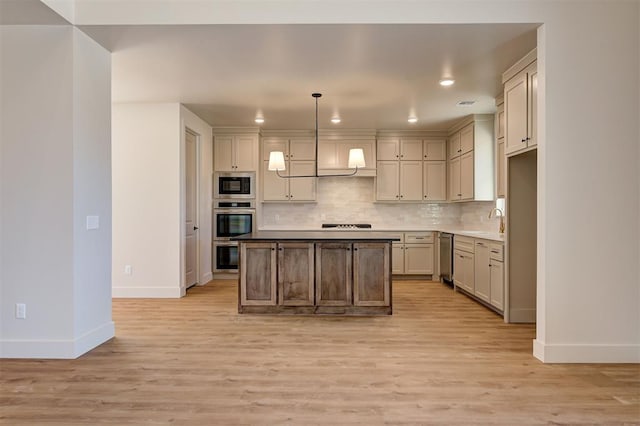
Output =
[
  {"x1": 289, "y1": 161, "x2": 316, "y2": 201},
  {"x1": 375, "y1": 161, "x2": 400, "y2": 201},
  {"x1": 399, "y1": 161, "x2": 422, "y2": 201},
  {"x1": 262, "y1": 161, "x2": 289, "y2": 201},
  {"x1": 460, "y1": 151, "x2": 474, "y2": 200},
  {"x1": 423, "y1": 161, "x2": 447, "y2": 201},
  {"x1": 449, "y1": 156, "x2": 461, "y2": 200},
  {"x1": 423, "y1": 139, "x2": 446, "y2": 161},
  {"x1": 377, "y1": 138, "x2": 400, "y2": 161},
  {"x1": 504, "y1": 71, "x2": 528, "y2": 155},
  {"x1": 234, "y1": 135, "x2": 258, "y2": 171},
  {"x1": 527, "y1": 62, "x2": 538, "y2": 148},
  {"x1": 289, "y1": 138, "x2": 316, "y2": 160},
  {"x1": 213, "y1": 135, "x2": 234, "y2": 171},
  {"x1": 185, "y1": 130, "x2": 198, "y2": 288},
  {"x1": 399, "y1": 138, "x2": 423, "y2": 160}
]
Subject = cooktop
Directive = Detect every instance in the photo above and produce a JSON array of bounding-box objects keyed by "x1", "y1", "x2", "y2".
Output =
[{"x1": 321, "y1": 223, "x2": 372, "y2": 229}]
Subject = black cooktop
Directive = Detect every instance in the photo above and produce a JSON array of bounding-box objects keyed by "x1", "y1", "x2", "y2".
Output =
[{"x1": 321, "y1": 223, "x2": 372, "y2": 229}]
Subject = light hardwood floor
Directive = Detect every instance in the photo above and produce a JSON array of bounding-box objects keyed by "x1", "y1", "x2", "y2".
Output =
[{"x1": 2, "y1": 280, "x2": 638, "y2": 425}]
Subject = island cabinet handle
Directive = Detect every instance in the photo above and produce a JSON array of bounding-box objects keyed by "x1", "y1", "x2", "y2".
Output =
[
  {"x1": 346, "y1": 247, "x2": 351, "y2": 251},
  {"x1": 271, "y1": 248, "x2": 275, "y2": 251},
  {"x1": 354, "y1": 248, "x2": 358, "y2": 251},
  {"x1": 414, "y1": 237, "x2": 424, "y2": 239}
]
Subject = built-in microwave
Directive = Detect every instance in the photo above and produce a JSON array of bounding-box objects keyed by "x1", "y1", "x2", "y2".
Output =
[{"x1": 213, "y1": 172, "x2": 255, "y2": 199}]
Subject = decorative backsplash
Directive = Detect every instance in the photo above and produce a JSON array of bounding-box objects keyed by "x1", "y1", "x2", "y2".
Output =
[{"x1": 260, "y1": 177, "x2": 501, "y2": 231}]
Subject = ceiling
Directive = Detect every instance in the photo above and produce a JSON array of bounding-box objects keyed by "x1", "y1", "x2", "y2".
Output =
[{"x1": 79, "y1": 23, "x2": 537, "y2": 131}]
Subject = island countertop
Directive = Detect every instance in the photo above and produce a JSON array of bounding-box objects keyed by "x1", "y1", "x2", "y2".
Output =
[{"x1": 231, "y1": 230, "x2": 402, "y2": 242}]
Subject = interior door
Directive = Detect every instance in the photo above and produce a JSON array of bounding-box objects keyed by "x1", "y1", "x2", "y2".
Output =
[{"x1": 185, "y1": 129, "x2": 198, "y2": 288}]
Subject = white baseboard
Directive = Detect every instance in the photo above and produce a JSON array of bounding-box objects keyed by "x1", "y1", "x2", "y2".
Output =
[
  {"x1": 1, "y1": 321, "x2": 115, "y2": 359},
  {"x1": 200, "y1": 272, "x2": 213, "y2": 284},
  {"x1": 112, "y1": 286, "x2": 183, "y2": 298},
  {"x1": 533, "y1": 339, "x2": 640, "y2": 363}
]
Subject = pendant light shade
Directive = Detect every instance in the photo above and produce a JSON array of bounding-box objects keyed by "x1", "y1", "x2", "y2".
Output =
[
  {"x1": 348, "y1": 148, "x2": 366, "y2": 169},
  {"x1": 268, "y1": 151, "x2": 286, "y2": 171}
]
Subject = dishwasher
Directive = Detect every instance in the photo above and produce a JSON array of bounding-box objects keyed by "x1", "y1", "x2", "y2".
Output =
[{"x1": 439, "y1": 232, "x2": 454, "y2": 285}]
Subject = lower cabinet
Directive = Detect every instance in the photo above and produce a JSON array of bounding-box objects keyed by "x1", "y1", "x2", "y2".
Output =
[
  {"x1": 454, "y1": 236, "x2": 505, "y2": 314},
  {"x1": 239, "y1": 240, "x2": 392, "y2": 314},
  {"x1": 277, "y1": 242, "x2": 314, "y2": 306},
  {"x1": 240, "y1": 242, "x2": 277, "y2": 306},
  {"x1": 315, "y1": 242, "x2": 353, "y2": 306},
  {"x1": 391, "y1": 232, "x2": 435, "y2": 275}
]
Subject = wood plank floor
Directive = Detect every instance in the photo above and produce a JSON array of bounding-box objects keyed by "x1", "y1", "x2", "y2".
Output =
[{"x1": 2, "y1": 280, "x2": 639, "y2": 425}]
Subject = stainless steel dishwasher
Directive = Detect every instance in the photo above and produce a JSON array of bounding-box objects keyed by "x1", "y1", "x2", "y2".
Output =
[{"x1": 439, "y1": 232, "x2": 453, "y2": 284}]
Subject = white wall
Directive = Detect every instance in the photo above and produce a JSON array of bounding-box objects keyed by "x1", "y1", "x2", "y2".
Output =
[
  {"x1": 180, "y1": 106, "x2": 213, "y2": 285},
  {"x1": 0, "y1": 25, "x2": 114, "y2": 358},
  {"x1": 112, "y1": 103, "x2": 182, "y2": 297}
]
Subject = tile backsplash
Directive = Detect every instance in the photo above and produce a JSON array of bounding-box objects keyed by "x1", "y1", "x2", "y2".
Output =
[{"x1": 260, "y1": 177, "x2": 501, "y2": 231}]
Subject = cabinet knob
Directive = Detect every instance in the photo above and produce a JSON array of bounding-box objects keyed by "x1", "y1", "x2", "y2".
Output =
[
  {"x1": 354, "y1": 248, "x2": 358, "y2": 251},
  {"x1": 395, "y1": 195, "x2": 399, "y2": 198},
  {"x1": 400, "y1": 195, "x2": 403, "y2": 199},
  {"x1": 290, "y1": 194, "x2": 294, "y2": 198},
  {"x1": 526, "y1": 137, "x2": 531, "y2": 141},
  {"x1": 521, "y1": 138, "x2": 526, "y2": 143},
  {"x1": 271, "y1": 248, "x2": 275, "y2": 251},
  {"x1": 346, "y1": 248, "x2": 351, "y2": 251},
  {"x1": 396, "y1": 155, "x2": 399, "y2": 158},
  {"x1": 424, "y1": 155, "x2": 427, "y2": 158}
]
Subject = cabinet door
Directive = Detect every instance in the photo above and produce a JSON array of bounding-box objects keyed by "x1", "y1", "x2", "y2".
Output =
[
  {"x1": 462, "y1": 253, "x2": 475, "y2": 293},
  {"x1": 497, "y1": 141, "x2": 505, "y2": 198},
  {"x1": 234, "y1": 135, "x2": 258, "y2": 171},
  {"x1": 289, "y1": 161, "x2": 316, "y2": 201},
  {"x1": 504, "y1": 71, "x2": 528, "y2": 155},
  {"x1": 399, "y1": 161, "x2": 422, "y2": 201},
  {"x1": 316, "y1": 243, "x2": 352, "y2": 306},
  {"x1": 214, "y1": 135, "x2": 234, "y2": 171},
  {"x1": 489, "y1": 259, "x2": 504, "y2": 311},
  {"x1": 460, "y1": 151, "x2": 474, "y2": 200},
  {"x1": 423, "y1": 161, "x2": 447, "y2": 201},
  {"x1": 318, "y1": 140, "x2": 339, "y2": 169},
  {"x1": 289, "y1": 138, "x2": 316, "y2": 161},
  {"x1": 277, "y1": 243, "x2": 314, "y2": 306},
  {"x1": 474, "y1": 241, "x2": 490, "y2": 303},
  {"x1": 339, "y1": 141, "x2": 376, "y2": 171},
  {"x1": 376, "y1": 161, "x2": 400, "y2": 201},
  {"x1": 377, "y1": 138, "x2": 400, "y2": 161},
  {"x1": 527, "y1": 61, "x2": 538, "y2": 148},
  {"x1": 448, "y1": 132, "x2": 461, "y2": 159},
  {"x1": 262, "y1": 137, "x2": 288, "y2": 161},
  {"x1": 353, "y1": 243, "x2": 390, "y2": 306},
  {"x1": 400, "y1": 138, "x2": 422, "y2": 161},
  {"x1": 392, "y1": 243, "x2": 404, "y2": 274},
  {"x1": 424, "y1": 139, "x2": 446, "y2": 161},
  {"x1": 404, "y1": 244, "x2": 434, "y2": 275},
  {"x1": 460, "y1": 124, "x2": 474, "y2": 155},
  {"x1": 453, "y1": 250, "x2": 465, "y2": 288},
  {"x1": 497, "y1": 104, "x2": 505, "y2": 140},
  {"x1": 240, "y1": 243, "x2": 277, "y2": 305},
  {"x1": 449, "y1": 157, "x2": 461, "y2": 200},
  {"x1": 262, "y1": 161, "x2": 289, "y2": 201}
]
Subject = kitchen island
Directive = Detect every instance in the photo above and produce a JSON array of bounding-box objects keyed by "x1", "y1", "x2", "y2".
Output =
[{"x1": 231, "y1": 231, "x2": 400, "y2": 315}]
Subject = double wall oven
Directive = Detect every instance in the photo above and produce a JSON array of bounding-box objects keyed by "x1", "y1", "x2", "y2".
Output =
[{"x1": 213, "y1": 173, "x2": 255, "y2": 273}]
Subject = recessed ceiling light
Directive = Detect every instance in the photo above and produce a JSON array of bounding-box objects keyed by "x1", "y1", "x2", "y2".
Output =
[
  {"x1": 331, "y1": 117, "x2": 341, "y2": 124},
  {"x1": 439, "y1": 78, "x2": 455, "y2": 87},
  {"x1": 254, "y1": 117, "x2": 265, "y2": 124},
  {"x1": 408, "y1": 117, "x2": 418, "y2": 124}
]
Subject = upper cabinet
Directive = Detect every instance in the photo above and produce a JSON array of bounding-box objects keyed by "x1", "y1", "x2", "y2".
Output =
[
  {"x1": 214, "y1": 132, "x2": 259, "y2": 172},
  {"x1": 375, "y1": 137, "x2": 447, "y2": 202},
  {"x1": 447, "y1": 116, "x2": 495, "y2": 202},
  {"x1": 503, "y1": 48, "x2": 537, "y2": 156},
  {"x1": 262, "y1": 137, "x2": 316, "y2": 202},
  {"x1": 318, "y1": 136, "x2": 376, "y2": 177},
  {"x1": 496, "y1": 95, "x2": 506, "y2": 198}
]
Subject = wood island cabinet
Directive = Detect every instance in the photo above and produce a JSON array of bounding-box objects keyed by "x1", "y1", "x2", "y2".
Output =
[
  {"x1": 277, "y1": 243, "x2": 314, "y2": 306},
  {"x1": 237, "y1": 233, "x2": 395, "y2": 315}
]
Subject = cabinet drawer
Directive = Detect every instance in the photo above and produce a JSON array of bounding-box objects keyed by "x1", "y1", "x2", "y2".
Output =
[
  {"x1": 405, "y1": 232, "x2": 433, "y2": 244},
  {"x1": 387, "y1": 233, "x2": 404, "y2": 243},
  {"x1": 454, "y1": 235, "x2": 474, "y2": 253},
  {"x1": 489, "y1": 242, "x2": 504, "y2": 261}
]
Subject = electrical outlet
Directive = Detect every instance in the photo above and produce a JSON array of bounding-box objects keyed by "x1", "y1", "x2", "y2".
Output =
[
  {"x1": 16, "y1": 303, "x2": 26, "y2": 319},
  {"x1": 124, "y1": 265, "x2": 132, "y2": 275}
]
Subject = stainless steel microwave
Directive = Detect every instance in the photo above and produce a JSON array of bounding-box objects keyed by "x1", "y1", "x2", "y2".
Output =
[{"x1": 213, "y1": 172, "x2": 255, "y2": 199}]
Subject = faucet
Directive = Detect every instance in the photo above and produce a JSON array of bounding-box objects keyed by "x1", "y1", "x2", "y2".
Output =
[{"x1": 488, "y1": 208, "x2": 505, "y2": 234}]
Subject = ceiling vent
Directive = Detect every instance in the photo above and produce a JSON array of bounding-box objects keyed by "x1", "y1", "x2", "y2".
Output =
[{"x1": 456, "y1": 100, "x2": 476, "y2": 106}]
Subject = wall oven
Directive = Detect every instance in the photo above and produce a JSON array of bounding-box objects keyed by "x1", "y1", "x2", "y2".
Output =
[
  {"x1": 213, "y1": 172, "x2": 255, "y2": 199},
  {"x1": 212, "y1": 200, "x2": 255, "y2": 273}
]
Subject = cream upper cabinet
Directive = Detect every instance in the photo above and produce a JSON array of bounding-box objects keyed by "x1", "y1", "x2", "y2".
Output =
[
  {"x1": 318, "y1": 138, "x2": 376, "y2": 176},
  {"x1": 399, "y1": 138, "x2": 423, "y2": 161},
  {"x1": 446, "y1": 115, "x2": 494, "y2": 202},
  {"x1": 376, "y1": 161, "x2": 400, "y2": 201},
  {"x1": 496, "y1": 99, "x2": 506, "y2": 198},
  {"x1": 399, "y1": 161, "x2": 423, "y2": 201},
  {"x1": 262, "y1": 161, "x2": 289, "y2": 201},
  {"x1": 215, "y1": 134, "x2": 258, "y2": 171},
  {"x1": 377, "y1": 138, "x2": 400, "y2": 161},
  {"x1": 448, "y1": 132, "x2": 461, "y2": 159},
  {"x1": 262, "y1": 137, "x2": 288, "y2": 161},
  {"x1": 460, "y1": 124, "x2": 474, "y2": 155},
  {"x1": 262, "y1": 160, "x2": 316, "y2": 202},
  {"x1": 423, "y1": 161, "x2": 446, "y2": 202},
  {"x1": 504, "y1": 51, "x2": 537, "y2": 156},
  {"x1": 289, "y1": 138, "x2": 316, "y2": 161},
  {"x1": 424, "y1": 139, "x2": 446, "y2": 161}
]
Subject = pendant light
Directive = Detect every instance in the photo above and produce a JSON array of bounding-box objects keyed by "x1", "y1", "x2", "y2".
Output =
[{"x1": 267, "y1": 93, "x2": 366, "y2": 178}]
